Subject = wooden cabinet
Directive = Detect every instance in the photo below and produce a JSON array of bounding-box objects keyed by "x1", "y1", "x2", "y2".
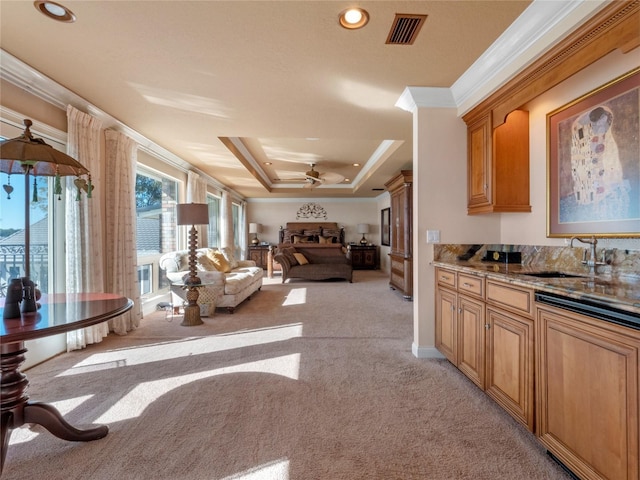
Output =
[
  {"x1": 435, "y1": 268, "x2": 486, "y2": 390},
  {"x1": 385, "y1": 170, "x2": 412, "y2": 300},
  {"x1": 485, "y1": 280, "x2": 535, "y2": 431},
  {"x1": 435, "y1": 268, "x2": 534, "y2": 431},
  {"x1": 248, "y1": 245, "x2": 270, "y2": 270},
  {"x1": 536, "y1": 303, "x2": 640, "y2": 480},
  {"x1": 467, "y1": 110, "x2": 531, "y2": 215},
  {"x1": 348, "y1": 245, "x2": 378, "y2": 270}
]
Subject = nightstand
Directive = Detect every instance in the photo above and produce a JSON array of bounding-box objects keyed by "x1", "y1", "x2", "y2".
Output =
[
  {"x1": 248, "y1": 244, "x2": 271, "y2": 270},
  {"x1": 348, "y1": 245, "x2": 379, "y2": 270}
]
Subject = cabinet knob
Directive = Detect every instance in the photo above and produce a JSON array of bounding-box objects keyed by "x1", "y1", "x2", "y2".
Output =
[{"x1": 485, "y1": 323, "x2": 490, "y2": 330}]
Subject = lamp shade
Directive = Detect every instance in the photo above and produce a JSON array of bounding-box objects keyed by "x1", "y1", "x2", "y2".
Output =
[
  {"x1": 249, "y1": 223, "x2": 261, "y2": 234},
  {"x1": 357, "y1": 223, "x2": 369, "y2": 234},
  {"x1": 176, "y1": 203, "x2": 209, "y2": 226},
  {"x1": 0, "y1": 120, "x2": 90, "y2": 177}
]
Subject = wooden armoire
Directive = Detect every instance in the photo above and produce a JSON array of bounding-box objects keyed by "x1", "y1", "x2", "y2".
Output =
[{"x1": 385, "y1": 170, "x2": 413, "y2": 300}]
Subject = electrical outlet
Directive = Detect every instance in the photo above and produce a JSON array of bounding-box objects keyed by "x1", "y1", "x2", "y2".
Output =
[{"x1": 426, "y1": 229, "x2": 440, "y2": 244}]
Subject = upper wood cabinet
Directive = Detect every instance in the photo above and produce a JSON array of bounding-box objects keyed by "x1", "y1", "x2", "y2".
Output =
[
  {"x1": 462, "y1": 2, "x2": 639, "y2": 215},
  {"x1": 467, "y1": 110, "x2": 531, "y2": 215}
]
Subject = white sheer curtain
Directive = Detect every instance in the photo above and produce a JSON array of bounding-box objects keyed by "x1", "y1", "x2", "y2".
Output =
[
  {"x1": 220, "y1": 190, "x2": 233, "y2": 249},
  {"x1": 104, "y1": 129, "x2": 141, "y2": 334},
  {"x1": 187, "y1": 170, "x2": 208, "y2": 247},
  {"x1": 66, "y1": 106, "x2": 108, "y2": 351},
  {"x1": 238, "y1": 200, "x2": 247, "y2": 259}
]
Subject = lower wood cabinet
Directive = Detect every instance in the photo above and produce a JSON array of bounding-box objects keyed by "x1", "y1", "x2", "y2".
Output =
[
  {"x1": 435, "y1": 267, "x2": 534, "y2": 432},
  {"x1": 436, "y1": 265, "x2": 640, "y2": 479},
  {"x1": 435, "y1": 269, "x2": 486, "y2": 390},
  {"x1": 536, "y1": 303, "x2": 639, "y2": 480},
  {"x1": 485, "y1": 305, "x2": 534, "y2": 431}
]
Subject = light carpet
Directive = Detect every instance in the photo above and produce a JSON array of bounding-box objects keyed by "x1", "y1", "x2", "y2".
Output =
[{"x1": 3, "y1": 270, "x2": 571, "y2": 480}]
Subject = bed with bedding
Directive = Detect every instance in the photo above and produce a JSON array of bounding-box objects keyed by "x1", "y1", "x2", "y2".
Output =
[{"x1": 274, "y1": 222, "x2": 352, "y2": 283}]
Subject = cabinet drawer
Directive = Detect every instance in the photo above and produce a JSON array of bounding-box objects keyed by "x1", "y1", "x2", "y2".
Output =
[
  {"x1": 486, "y1": 280, "x2": 533, "y2": 318},
  {"x1": 436, "y1": 268, "x2": 457, "y2": 288},
  {"x1": 458, "y1": 273, "x2": 484, "y2": 298}
]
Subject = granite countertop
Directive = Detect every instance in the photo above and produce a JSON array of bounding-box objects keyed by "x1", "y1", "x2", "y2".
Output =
[{"x1": 432, "y1": 244, "x2": 640, "y2": 316}]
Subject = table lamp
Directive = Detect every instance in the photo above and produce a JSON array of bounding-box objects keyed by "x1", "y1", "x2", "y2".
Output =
[
  {"x1": 249, "y1": 222, "x2": 262, "y2": 245},
  {"x1": 176, "y1": 203, "x2": 209, "y2": 286},
  {"x1": 357, "y1": 223, "x2": 369, "y2": 245},
  {"x1": 0, "y1": 119, "x2": 92, "y2": 318}
]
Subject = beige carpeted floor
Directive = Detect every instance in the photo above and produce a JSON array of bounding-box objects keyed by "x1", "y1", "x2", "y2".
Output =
[{"x1": 3, "y1": 270, "x2": 572, "y2": 480}]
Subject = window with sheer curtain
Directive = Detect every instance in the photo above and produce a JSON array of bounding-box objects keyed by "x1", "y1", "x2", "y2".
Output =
[
  {"x1": 207, "y1": 194, "x2": 220, "y2": 248},
  {"x1": 135, "y1": 167, "x2": 178, "y2": 296}
]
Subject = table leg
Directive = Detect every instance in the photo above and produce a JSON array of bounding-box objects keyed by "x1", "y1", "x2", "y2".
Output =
[{"x1": 1, "y1": 342, "x2": 108, "y2": 474}]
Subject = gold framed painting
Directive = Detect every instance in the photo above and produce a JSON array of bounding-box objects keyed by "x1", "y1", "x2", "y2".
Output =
[{"x1": 547, "y1": 67, "x2": 639, "y2": 237}]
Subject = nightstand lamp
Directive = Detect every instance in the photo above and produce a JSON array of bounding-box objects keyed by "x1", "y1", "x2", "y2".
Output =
[
  {"x1": 177, "y1": 202, "x2": 209, "y2": 286},
  {"x1": 357, "y1": 223, "x2": 369, "y2": 245},
  {"x1": 249, "y1": 222, "x2": 262, "y2": 245}
]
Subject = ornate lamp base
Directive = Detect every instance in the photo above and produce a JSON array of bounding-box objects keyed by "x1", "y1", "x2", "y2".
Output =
[{"x1": 181, "y1": 285, "x2": 204, "y2": 326}]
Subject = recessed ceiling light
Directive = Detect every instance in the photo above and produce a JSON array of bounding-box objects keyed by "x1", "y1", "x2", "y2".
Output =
[
  {"x1": 34, "y1": 1, "x2": 76, "y2": 23},
  {"x1": 353, "y1": 163, "x2": 360, "y2": 167},
  {"x1": 344, "y1": 178, "x2": 351, "y2": 182},
  {"x1": 264, "y1": 162, "x2": 272, "y2": 166},
  {"x1": 339, "y1": 8, "x2": 369, "y2": 30}
]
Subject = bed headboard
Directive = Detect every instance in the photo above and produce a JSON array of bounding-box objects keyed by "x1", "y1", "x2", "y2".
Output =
[{"x1": 279, "y1": 222, "x2": 345, "y2": 245}]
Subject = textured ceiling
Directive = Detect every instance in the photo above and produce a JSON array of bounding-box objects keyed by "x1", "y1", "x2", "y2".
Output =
[{"x1": 0, "y1": 1, "x2": 532, "y2": 198}]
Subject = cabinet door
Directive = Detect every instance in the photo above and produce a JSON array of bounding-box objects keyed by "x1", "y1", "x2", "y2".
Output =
[
  {"x1": 485, "y1": 306, "x2": 534, "y2": 431},
  {"x1": 391, "y1": 190, "x2": 405, "y2": 255},
  {"x1": 467, "y1": 115, "x2": 491, "y2": 210},
  {"x1": 435, "y1": 287, "x2": 457, "y2": 364},
  {"x1": 537, "y1": 305, "x2": 639, "y2": 480},
  {"x1": 458, "y1": 295, "x2": 485, "y2": 389}
]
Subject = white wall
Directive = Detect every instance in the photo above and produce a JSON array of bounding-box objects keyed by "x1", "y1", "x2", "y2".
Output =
[{"x1": 246, "y1": 197, "x2": 380, "y2": 246}]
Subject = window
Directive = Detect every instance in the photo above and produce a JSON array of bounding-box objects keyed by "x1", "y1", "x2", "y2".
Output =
[
  {"x1": 135, "y1": 167, "x2": 178, "y2": 295},
  {"x1": 232, "y1": 202, "x2": 240, "y2": 248},
  {"x1": 207, "y1": 194, "x2": 220, "y2": 248},
  {"x1": 0, "y1": 122, "x2": 64, "y2": 298}
]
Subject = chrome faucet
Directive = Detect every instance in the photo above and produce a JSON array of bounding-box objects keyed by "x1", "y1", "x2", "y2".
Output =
[{"x1": 569, "y1": 236, "x2": 604, "y2": 275}]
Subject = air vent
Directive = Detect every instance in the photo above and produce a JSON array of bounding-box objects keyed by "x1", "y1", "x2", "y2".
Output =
[{"x1": 386, "y1": 14, "x2": 427, "y2": 45}]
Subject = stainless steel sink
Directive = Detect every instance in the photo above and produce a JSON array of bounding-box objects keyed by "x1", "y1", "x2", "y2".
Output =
[{"x1": 522, "y1": 271, "x2": 584, "y2": 278}]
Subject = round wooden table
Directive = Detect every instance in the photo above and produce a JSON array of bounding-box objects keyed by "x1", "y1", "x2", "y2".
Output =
[{"x1": 0, "y1": 293, "x2": 133, "y2": 473}]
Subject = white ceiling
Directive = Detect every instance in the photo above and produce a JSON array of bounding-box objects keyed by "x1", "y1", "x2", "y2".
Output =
[{"x1": 1, "y1": 0, "x2": 591, "y2": 199}]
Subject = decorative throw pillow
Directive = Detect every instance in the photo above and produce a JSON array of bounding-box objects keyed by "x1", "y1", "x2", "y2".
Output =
[
  {"x1": 280, "y1": 247, "x2": 299, "y2": 266},
  {"x1": 210, "y1": 251, "x2": 231, "y2": 273},
  {"x1": 293, "y1": 252, "x2": 309, "y2": 265},
  {"x1": 292, "y1": 235, "x2": 312, "y2": 244},
  {"x1": 219, "y1": 246, "x2": 239, "y2": 269},
  {"x1": 303, "y1": 229, "x2": 321, "y2": 242},
  {"x1": 323, "y1": 228, "x2": 341, "y2": 241},
  {"x1": 197, "y1": 252, "x2": 218, "y2": 271},
  {"x1": 283, "y1": 229, "x2": 303, "y2": 244},
  {"x1": 318, "y1": 235, "x2": 335, "y2": 244}
]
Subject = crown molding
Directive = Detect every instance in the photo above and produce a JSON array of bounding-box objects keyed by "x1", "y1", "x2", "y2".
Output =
[{"x1": 395, "y1": 0, "x2": 609, "y2": 115}]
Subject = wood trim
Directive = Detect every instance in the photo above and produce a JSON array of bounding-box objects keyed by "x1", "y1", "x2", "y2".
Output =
[{"x1": 463, "y1": 1, "x2": 640, "y2": 127}]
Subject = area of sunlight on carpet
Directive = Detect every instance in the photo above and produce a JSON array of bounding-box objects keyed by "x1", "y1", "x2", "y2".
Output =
[
  {"x1": 56, "y1": 323, "x2": 304, "y2": 375},
  {"x1": 221, "y1": 458, "x2": 290, "y2": 480}
]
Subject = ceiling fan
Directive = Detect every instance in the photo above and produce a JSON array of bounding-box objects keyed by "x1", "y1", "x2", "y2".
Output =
[{"x1": 303, "y1": 163, "x2": 345, "y2": 188}]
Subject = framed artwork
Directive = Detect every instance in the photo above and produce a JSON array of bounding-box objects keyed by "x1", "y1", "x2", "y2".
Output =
[
  {"x1": 547, "y1": 67, "x2": 639, "y2": 237},
  {"x1": 381, "y1": 207, "x2": 390, "y2": 246}
]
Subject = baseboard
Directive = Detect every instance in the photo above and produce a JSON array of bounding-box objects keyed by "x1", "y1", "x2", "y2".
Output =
[{"x1": 412, "y1": 344, "x2": 445, "y2": 359}]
